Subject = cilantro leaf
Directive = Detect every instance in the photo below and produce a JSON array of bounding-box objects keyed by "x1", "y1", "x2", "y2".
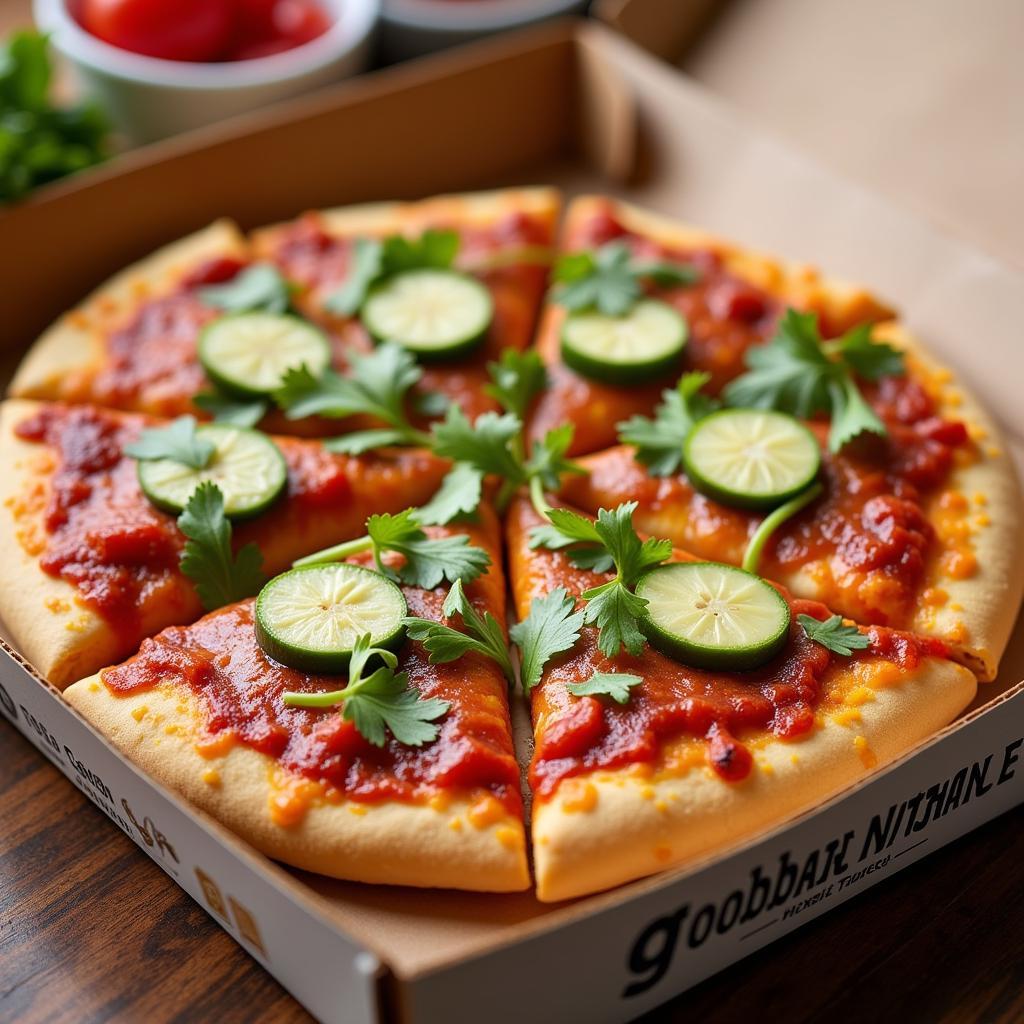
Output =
[
  {"x1": 274, "y1": 343, "x2": 430, "y2": 445},
  {"x1": 724, "y1": 309, "x2": 905, "y2": 452},
  {"x1": 404, "y1": 579, "x2": 515, "y2": 684},
  {"x1": 366, "y1": 509, "x2": 490, "y2": 589},
  {"x1": 567, "y1": 671, "x2": 643, "y2": 704},
  {"x1": 199, "y1": 263, "x2": 293, "y2": 314},
  {"x1": 0, "y1": 31, "x2": 109, "y2": 202},
  {"x1": 416, "y1": 463, "x2": 484, "y2": 526},
  {"x1": 282, "y1": 634, "x2": 448, "y2": 747},
  {"x1": 509, "y1": 587, "x2": 584, "y2": 694},
  {"x1": 323, "y1": 229, "x2": 460, "y2": 314},
  {"x1": 485, "y1": 349, "x2": 548, "y2": 420},
  {"x1": 589, "y1": 503, "x2": 673, "y2": 587},
  {"x1": 552, "y1": 242, "x2": 698, "y2": 316},
  {"x1": 430, "y1": 406, "x2": 525, "y2": 484},
  {"x1": 617, "y1": 371, "x2": 719, "y2": 475},
  {"x1": 323, "y1": 429, "x2": 411, "y2": 455},
  {"x1": 581, "y1": 579, "x2": 649, "y2": 658},
  {"x1": 177, "y1": 483, "x2": 264, "y2": 611},
  {"x1": 525, "y1": 424, "x2": 585, "y2": 492},
  {"x1": 797, "y1": 613, "x2": 871, "y2": 656},
  {"x1": 193, "y1": 391, "x2": 268, "y2": 428},
  {"x1": 124, "y1": 416, "x2": 214, "y2": 470},
  {"x1": 413, "y1": 390, "x2": 451, "y2": 418}
]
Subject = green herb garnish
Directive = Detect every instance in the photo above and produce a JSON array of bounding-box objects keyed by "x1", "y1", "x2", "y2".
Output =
[
  {"x1": 567, "y1": 672, "x2": 643, "y2": 704},
  {"x1": 124, "y1": 416, "x2": 214, "y2": 470},
  {"x1": 617, "y1": 371, "x2": 719, "y2": 475},
  {"x1": 797, "y1": 614, "x2": 871, "y2": 656},
  {"x1": 325, "y1": 229, "x2": 460, "y2": 316},
  {"x1": 193, "y1": 392, "x2": 269, "y2": 428},
  {"x1": 199, "y1": 263, "x2": 294, "y2": 314},
  {"x1": 552, "y1": 241, "x2": 698, "y2": 316},
  {"x1": 177, "y1": 482, "x2": 264, "y2": 611},
  {"x1": 282, "y1": 634, "x2": 448, "y2": 747},
  {"x1": 404, "y1": 579, "x2": 516, "y2": 685},
  {"x1": 724, "y1": 310, "x2": 904, "y2": 452},
  {"x1": 509, "y1": 587, "x2": 584, "y2": 694}
]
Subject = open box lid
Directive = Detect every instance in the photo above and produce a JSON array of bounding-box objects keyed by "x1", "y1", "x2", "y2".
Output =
[{"x1": 1, "y1": 16, "x2": 1022, "y2": 1018}]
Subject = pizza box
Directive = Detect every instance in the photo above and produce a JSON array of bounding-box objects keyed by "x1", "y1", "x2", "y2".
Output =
[{"x1": 2, "y1": 19, "x2": 1023, "y2": 1024}]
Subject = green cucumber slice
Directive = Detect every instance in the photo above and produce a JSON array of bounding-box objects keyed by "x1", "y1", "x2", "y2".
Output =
[
  {"x1": 137, "y1": 424, "x2": 286, "y2": 518},
  {"x1": 198, "y1": 312, "x2": 331, "y2": 398},
  {"x1": 636, "y1": 562, "x2": 791, "y2": 671},
  {"x1": 361, "y1": 269, "x2": 493, "y2": 360},
  {"x1": 255, "y1": 563, "x2": 408, "y2": 673},
  {"x1": 560, "y1": 299, "x2": 686, "y2": 383},
  {"x1": 683, "y1": 408, "x2": 820, "y2": 510}
]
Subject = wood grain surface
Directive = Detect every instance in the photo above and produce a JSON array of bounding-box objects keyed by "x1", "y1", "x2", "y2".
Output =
[{"x1": 3, "y1": 718, "x2": 1023, "y2": 1023}]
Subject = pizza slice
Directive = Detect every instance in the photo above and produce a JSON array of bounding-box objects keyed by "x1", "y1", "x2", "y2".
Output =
[
  {"x1": 0, "y1": 399, "x2": 448, "y2": 687},
  {"x1": 527, "y1": 195, "x2": 894, "y2": 456},
  {"x1": 559, "y1": 322, "x2": 1023, "y2": 679},
  {"x1": 506, "y1": 497, "x2": 977, "y2": 902},
  {"x1": 9, "y1": 188, "x2": 559, "y2": 433},
  {"x1": 64, "y1": 505, "x2": 529, "y2": 893}
]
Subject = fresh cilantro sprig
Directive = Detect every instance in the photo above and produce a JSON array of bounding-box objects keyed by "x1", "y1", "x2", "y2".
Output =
[
  {"x1": 282, "y1": 634, "x2": 448, "y2": 747},
  {"x1": 0, "y1": 31, "x2": 109, "y2": 202},
  {"x1": 193, "y1": 391, "x2": 269, "y2": 428},
  {"x1": 509, "y1": 587, "x2": 584, "y2": 694},
  {"x1": 199, "y1": 263, "x2": 295, "y2": 314},
  {"x1": 552, "y1": 241, "x2": 698, "y2": 316},
  {"x1": 124, "y1": 416, "x2": 214, "y2": 470},
  {"x1": 567, "y1": 672, "x2": 643, "y2": 704},
  {"x1": 325, "y1": 229, "x2": 460, "y2": 316},
  {"x1": 177, "y1": 483, "x2": 264, "y2": 612},
  {"x1": 617, "y1": 371, "x2": 719, "y2": 475},
  {"x1": 797, "y1": 614, "x2": 871, "y2": 656},
  {"x1": 404, "y1": 579, "x2": 516, "y2": 685},
  {"x1": 530, "y1": 503, "x2": 672, "y2": 657},
  {"x1": 274, "y1": 342, "x2": 433, "y2": 452},
  {"x1": 724, "y1": 310, "x2": 905, "y2": 452},
  {"x1": 292, "y1": 508, "x2": 489, "y2": 590}
]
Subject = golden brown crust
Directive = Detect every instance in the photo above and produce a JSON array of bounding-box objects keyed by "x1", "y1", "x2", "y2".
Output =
[
  {"x1": 533, "y1": 656, "x2": 975, "y2": 901},
  {"x1": 64, "y1": 677, "x2": 529, "y2": 892},
  {"x1": 8, "y1": 221, "x2": 247, "y2": 403}
]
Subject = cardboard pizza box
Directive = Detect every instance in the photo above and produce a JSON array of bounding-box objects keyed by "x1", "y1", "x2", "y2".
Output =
[{"x1": 1, "y1": 20, "x2": 1022, "y2": 1024}]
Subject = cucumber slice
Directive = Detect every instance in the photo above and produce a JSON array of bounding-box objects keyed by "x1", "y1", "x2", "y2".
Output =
[
  {"x1": 560, "y1": 299, "x2": 686, "y2": 383},
  {"x1": 683, "y1": 409, "x2": 820, "y2": 510},
  {"x1": 199, "y1": 312, "x2": 331, "y2": 399},
  {"x1": 138, "y1": 425, "x2": 286, "y2": 518},
  {"x1": 636, "y1": 562, "x2": 791, "y2": 671},
  {"x1": 255, "y1": 563, "x2": 407, "y2": 673},
  {"x1": 361, "y1": 269, "x2": 493, "y2": 360}
]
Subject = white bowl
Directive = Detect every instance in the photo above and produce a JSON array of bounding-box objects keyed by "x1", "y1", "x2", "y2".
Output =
[
  {"x1": 380, "y1": 0, "x2": 588, "y2": 61},
  {"x1": 34, "y1": 0, "x2": 379, "y2": 144}
]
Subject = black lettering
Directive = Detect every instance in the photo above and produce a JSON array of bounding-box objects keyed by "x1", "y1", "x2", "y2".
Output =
[
  {"x1": 903, "y1": 792, "x2": 925, "y2": 836},
  {"x1": 741, "y1": 864, "x2": 771, "y2": 923},
  {"x1": 913, "y1": 779, "x2": 950, "y2": 832},
  {"x1": 965, "y1": 755, "x2": 993, "y2": 803},
  {"x1": 623, "y1": 907, "x2": 688, "y2": 997},
  {"x1": 795, "y1": 851, "x2": 819, "y2": 899},
  {"x1": 688, "y1": 905, "x2": 715, "y2": 948},
  {"x1": 716, "y1": 891, "x2": 743, "y2": 934},
  {"x1": 833, "y1": 831, "x2": 854, "y2": 874},
  {"x1": 998, "y1": 738, "x2": 1022, "y2": 784},
  {"x1": 859, "y1": 805, "x2": 897, "y2": 861},
  {"x1": 769, "y1": 851, "x2": 798, "y2": 908},
  {"x1": 942, "y1": 767, "x2": 968, "y2": 816}
]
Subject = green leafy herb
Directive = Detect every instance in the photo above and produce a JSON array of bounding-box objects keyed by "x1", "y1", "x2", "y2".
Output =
[
  {"x1": 275, "y1": 343, "x2": 432, "y2": 448},
  {"x1": 416, "y1": 462, "x2": 483, "y2": 526},
  {"x1": 124, "y1": 416, "x2": 214, "y2": 470},
  {"x1": 485, "y1": 349, "x2": 547, "y2": 421},
  {"x1": 292, "y1": 508, "x2": 489, "y2": 590},
  {"x1": 199, "y1": 263, "x2": 293, "y2": 314},
  {"x1": 567, "y1": 671, "x2": 643, "y2": 705},
  {"x1": 193, "y1": 391, "x2": 269, "y2": 428},
  {"x1": 282, "y1": 634, "x2": 448, "y2": 747},
  {"x1": 509, "y1": 587, "x2": 584, "y2": 694},
  {"x1": 177, "y1": 482, "x2": 264, "y2": 611},
  {"x1": 617, "y1": 371, "x2": 719, "y2": 475},
  {"x1": 552, "y1": 241, "x2": 698, "y2": 316},
  {"x1": 404, "y1": 579, "x2": 516, "y2": 685},
  {"x1": 531, "y1": 503, "x2": 672, "y2": 657},
  {"x1": 0, "y1": 30, "x2": 109, "y2": 203},
  {"x1": 797, "y1": 614, "x2": 871, "y2": 656},
  {"x1": 324, "y1": 229, "x2": 460, "y2": 315},
  {"x1": 724, "y1": 309, "x2": 904, "y2": 452}
]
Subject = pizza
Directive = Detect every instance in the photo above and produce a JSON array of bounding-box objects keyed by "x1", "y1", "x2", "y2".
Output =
[
  {"x1": 5, "y1": 188, "x2": 1020, "y2": 901},
  {"x1": 10, "y1": 188, "x2": 559, "y2": 432}
]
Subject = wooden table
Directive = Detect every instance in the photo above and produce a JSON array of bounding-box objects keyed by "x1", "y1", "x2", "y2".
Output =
[
  {"x1": 4, "y1": 719, "x2": 1024, "y2": 1023},
  {"x1": 2, "y1": 1, "x2": 1024, "y2": 1021}
]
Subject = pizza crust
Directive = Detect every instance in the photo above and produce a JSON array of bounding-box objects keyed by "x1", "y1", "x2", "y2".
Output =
[
  {"x1": 63, "y1": 674, "x2": 530, "y2": 893},
  {"x1": 533, "y1": 655, "x2": 976, "y2": 902},
  {"x1": 8, "y1": 221, "x2": 248, "y2": 404}
]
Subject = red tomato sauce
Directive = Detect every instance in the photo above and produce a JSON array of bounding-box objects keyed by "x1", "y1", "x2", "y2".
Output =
[{"x1": 100, "y1": 592, "x2": 523, "y2": 811}]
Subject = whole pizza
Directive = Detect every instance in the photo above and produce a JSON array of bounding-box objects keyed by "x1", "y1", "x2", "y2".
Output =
[{"x1": 4, "y1": 189, "x2": 1019, "y2": 902}]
